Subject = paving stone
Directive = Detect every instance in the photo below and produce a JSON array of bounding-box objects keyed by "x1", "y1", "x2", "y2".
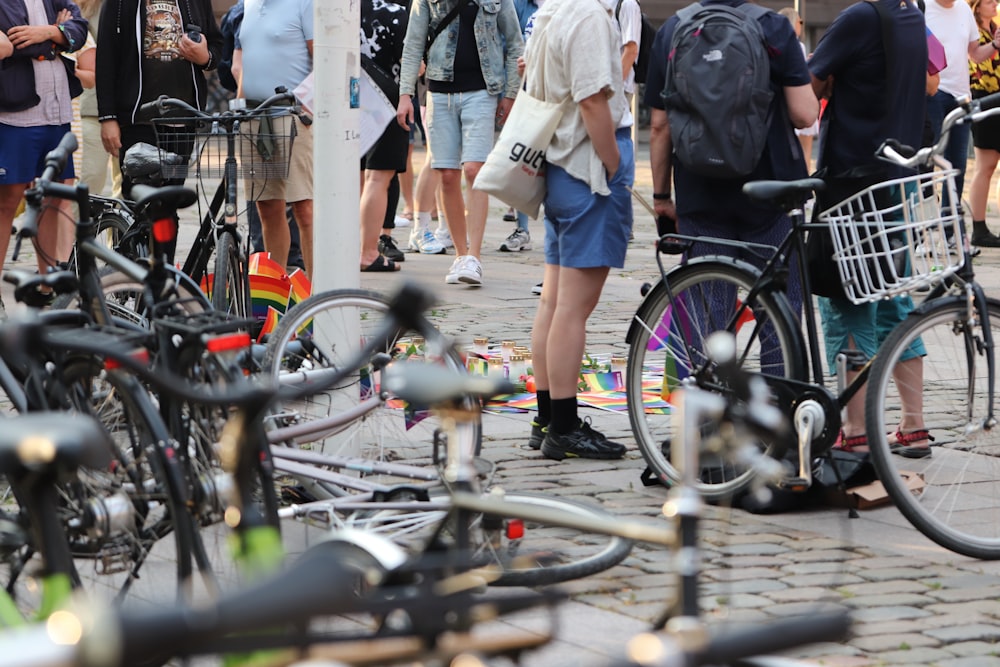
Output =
[
  {"x1": 928, "y1": 586, "x2": 1000, "y2": 603},
  {"x1": 925, "y1": 624, "x2": 1000, "y2": 643},
  {"x1": 782, "y1": 572, "x2": 866, "y2": 587},
  {"x1": 701, "y1": 579, "x2": 788, "y2": 595},
  {"x1": 936, "y1": 657, "x2": 1000, "y2": 667},
  {"x1": 703, "y1": 567, "x2": 785, "y2": 582},
  {"x1": 763, "y1": 586, "x2": 842, "y2": 604},
  {"x1": 926, "y1": 600, "x2": 1000, "y2": 618},
  {"x1": 851, "y1": 633, "x2": 942, "y2": 652},
  {"x1": 839, "y1": 580, "x2": 934, "y2": 596},
  {"x1": 946, "y1": 642, "x2": 1000, "y2": 658},
  {"x1": 841, "y1": 593, "x2": 935, "y2": 608},
  {"x1": 874, "y1": 647, "x2": 959, "y2": 663},
  {"x1": 850, "y1": 606, "x2": 933, "y2": 622}
]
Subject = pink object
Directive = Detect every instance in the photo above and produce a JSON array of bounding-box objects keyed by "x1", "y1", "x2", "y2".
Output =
[{"x1": 927, "y1": 28, "x2": 947, "y2": 76}]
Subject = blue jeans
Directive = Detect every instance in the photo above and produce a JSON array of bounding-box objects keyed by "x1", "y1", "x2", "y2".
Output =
[{"x1": 926, "y1": 90, "x2": 970, "y2": 214}]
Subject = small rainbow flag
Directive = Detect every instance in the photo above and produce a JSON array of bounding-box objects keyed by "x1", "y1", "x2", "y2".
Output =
[
  {"x1": 256, "y1": 306, "x2": 282, "y2": 343},
  {"x1": 287, "y1": 268, "x2": 312, "y2": 307},
  {"x1": 249, "y1": 273, "x2": 291, "y2": 322},
  {"x1": 248, "y1": 252, "x2": 287, "y2": 279}
]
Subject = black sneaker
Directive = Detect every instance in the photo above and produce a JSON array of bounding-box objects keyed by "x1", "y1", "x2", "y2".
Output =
[
  {"x1": 379, "y1": 235, "x2": 406, "y2": 262},
  {"x1": 541, "y1": 419, "x2": 626, "y2": 460},
  {"x1": 528, "y1": 420, "x2": 547, "y2": 449},
  {"x1": 971, "y1": 231, "x2": 1000, "y2": 248}
]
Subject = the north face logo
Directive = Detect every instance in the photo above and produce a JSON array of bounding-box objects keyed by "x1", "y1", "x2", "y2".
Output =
[{"x1": 702, "y1": 49, "x2": 723, "y2": 62}]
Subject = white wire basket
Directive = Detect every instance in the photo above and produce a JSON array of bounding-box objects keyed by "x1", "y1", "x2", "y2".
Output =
[{"x1": 817, "y1": 168, "x2": 965, "y2": 304}]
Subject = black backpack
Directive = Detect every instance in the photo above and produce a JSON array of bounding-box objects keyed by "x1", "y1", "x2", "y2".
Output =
[
  {"x1": 615, "y1": 0, "x2": 657, "y2": 84},
  {"x1": 661, "y1": 1, "x2": 774, "y2": 178}
]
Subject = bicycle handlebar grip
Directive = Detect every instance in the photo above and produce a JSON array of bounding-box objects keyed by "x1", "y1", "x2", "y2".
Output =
[
  {"x1": 978, "y1": 91, "x2": 1000, "y2": 112},
  {"x1": 698, "y1": 611, "x2": 850, "y2": 665},
  {"x1": 138, "y1": 99, "x2": 164, "y2": 117},
  {"x1": 116, "y1": 542, "x2": 357, "y2": 665}
]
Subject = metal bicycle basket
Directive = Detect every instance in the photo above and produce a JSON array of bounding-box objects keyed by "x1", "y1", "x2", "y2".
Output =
[
  {"x1": 151, "y1": 110, "x2": 297, "y2": 181},
  {"x1": 817, "y1": 168, "x2": 965, "y2": 304}
]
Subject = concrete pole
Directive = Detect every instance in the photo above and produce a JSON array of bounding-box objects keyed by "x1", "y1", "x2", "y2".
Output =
[{"x1": 312, "y1": 0, "x2": 360, "y2": 294}]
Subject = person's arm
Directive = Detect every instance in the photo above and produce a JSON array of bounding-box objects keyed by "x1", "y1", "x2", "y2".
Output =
[
  {"x1": 0, "y1": 31, "x2": 13, "y2": 60},
  {"x1": 786, "y1": 83, "x2": 818, "y2": 129},
  {"x1": 233, "y1": 48, "x2": 244, "y2": 97},
  {"x1": 398, "y1": 0, "x2": 430, "y2": 98},
  {"x1": 579, "y1": 90, "x2": 620, "y2": 177},
  {"x1": 76, "y1": 42, "x2": 96, "y2": 88},
  {"x1": 95, "y1": 0, "x2": 121, "y2": 156},
  {"x1": 810, "y1": 72, "x2": 833, "y2": 100},
  {"x1": 199, "y1": 1, "x2": 224, "y2": 71},
  {"x1": 969, "y1": 38, "x2": 998, "y2": 64},
  {"x1": 621, "y1": 41, "x2": 637, "y2": 81},
  {"x1": 499, "y1": 0, "x2": 524, "y2": 98},
  {"x1": 649, "y1": 107, "x2": 675, "y2": 221},
  {"x1": 618, "y1": 0, "x2": 641, "y2": 80}
]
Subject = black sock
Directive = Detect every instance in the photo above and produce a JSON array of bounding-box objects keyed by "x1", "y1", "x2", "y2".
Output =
[
  {"x1": 549, "y1": 397, "x2": 579, "y2": 434},
  {"x1": 535, "y1": 390, "x2": 551, "y2": 426}
]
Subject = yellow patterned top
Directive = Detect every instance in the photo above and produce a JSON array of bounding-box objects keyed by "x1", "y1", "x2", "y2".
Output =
[{"x1": 971, "y1": 24, "x2": 1000, "y2": 95}]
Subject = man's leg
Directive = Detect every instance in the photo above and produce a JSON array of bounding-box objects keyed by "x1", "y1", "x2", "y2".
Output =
[
  {"x1": 547, "y1": 266, "x2": 609, "y2": 400},
  {"x1": 290, "y1": 199, "x2": 313, "y2": 278},
  {"x1": 0, "y1": 184, "x2": 26, "y2": 276},
  {"x1": 257, "y1": 199, "x2": 291, "y2": 269},
  {"x1": 438, "y1": 168, "x2": 468, "y2": 256},
  {"x1": 463, "y1": 161, "x2": 487, "y2": 259},
  {"x1": 35, "y1": 186, "x2": 75, "y2": 274}
]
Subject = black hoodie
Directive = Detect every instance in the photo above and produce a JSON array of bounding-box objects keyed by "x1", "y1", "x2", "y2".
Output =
[{"x1": 95, "y1": 0, "x2": 222, "y2": 123}]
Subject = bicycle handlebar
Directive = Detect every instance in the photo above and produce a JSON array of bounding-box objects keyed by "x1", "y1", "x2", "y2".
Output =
[{"x1": 139, "y1": 89, "x2": 303, "y2": 123}]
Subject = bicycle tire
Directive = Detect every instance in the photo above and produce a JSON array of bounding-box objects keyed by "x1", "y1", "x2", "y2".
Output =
[
  {"x1": 866, "y1": 295, "x2": 1000, "y2": 559},
  {"x1": 260, "y1": 289, "x2": 482, "y2": 501},
  {"x1": 626, "y1": 259, "x2": 806, "y2": 500},
  {"x1": 211, "y1": 230, "x2": 250, "y2": 320},
  {"x1": 66, "y1": 211, "x2": 132, "y2": 274},
  {"x1": 476, "y1": 491, "x2": 633, "y2": 587}
]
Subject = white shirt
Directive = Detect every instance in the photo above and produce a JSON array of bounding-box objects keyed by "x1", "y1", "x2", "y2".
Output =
[
  {"x1": 924, "y1": 0, "x2": 979, "y2": 97},
  {"x1": 615, "y1": 0, "x2": 642, "y2": 95}
]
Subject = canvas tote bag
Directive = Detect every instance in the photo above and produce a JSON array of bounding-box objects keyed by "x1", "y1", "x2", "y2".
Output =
[{"x1": 474, "y1": 24, "x2": 564, "y2": 219}]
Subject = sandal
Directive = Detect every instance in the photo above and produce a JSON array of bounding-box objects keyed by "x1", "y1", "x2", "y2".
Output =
[
  {"x1": 833, "y1": 431, "x2": 868, "y2": 453},
  {"x1": 891, "y1": 429, "x2": 934, "y2": 459},
  {"x1": 361, "y1": 256, "x2": 400, "y2": 273}
]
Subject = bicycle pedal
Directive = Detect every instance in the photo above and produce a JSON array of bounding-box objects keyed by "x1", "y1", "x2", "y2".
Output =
[{"x1": 777, "y1": 477, "x2": 812, "y2": 492}]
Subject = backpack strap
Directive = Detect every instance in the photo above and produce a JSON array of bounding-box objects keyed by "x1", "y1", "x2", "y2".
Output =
[
  {"x1": 676, "y1": 2, "x2": 704, "y2": 24},
  {"x1": 425, "y1": 1, "x2": 466, "y2": 59}
]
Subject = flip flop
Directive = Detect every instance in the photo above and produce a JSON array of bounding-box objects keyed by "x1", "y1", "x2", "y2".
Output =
[
  {"x1": 361, "y1": 256, "x2": 400, "y2": 272},
  {"x1": 891, "y1": 429, "x2": 934, "y2": 459}
]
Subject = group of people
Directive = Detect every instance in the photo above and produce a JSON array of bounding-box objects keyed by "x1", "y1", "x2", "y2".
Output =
[{"x1": 0, "y1": 0, "x2": 313, "y2": 294}]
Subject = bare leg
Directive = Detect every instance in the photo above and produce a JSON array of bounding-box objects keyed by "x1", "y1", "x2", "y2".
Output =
[
  {"x1": 439, "y1": 168, "x2": 468, "y2": 256},
  {"x1": 360, "y1": 169, "x2": 394, "y2": 267},
  {"x1": 291, "y1": 199, "x2": 313, "y2": 277},
  {"x1": 464, "y1": 161, "x2": 487, "y2": 259},
  {"x1": 545, "y1": 266, "x2": 609, "y2": 399},
  {"x1": 0, "y1": 183, "x2": 26, "y2": 276},
  {"x1": 531, "y1": 263, "x2": 561, "y2": 394},
  {"x1": 400, "y1": 143, "x2": 415, "y2": 217},
  {"x1": 893, "y1": 356, "x2": 927, "y2": 438},
  {"x1": 970, "y1": 147, "x2": 1000, "y2": 222},
  {"x1": 257, "y1": 199, "x2": 291, "y2": 270},
  {"x1": 414, "y1": 152, "x2": 438, "y2": 217},
  {"x1": 798, "y1": 134, "x2": 813, "y2": 174},
  {"x1": 35, "y1": 191, "x2": 75, "y2": 274}
]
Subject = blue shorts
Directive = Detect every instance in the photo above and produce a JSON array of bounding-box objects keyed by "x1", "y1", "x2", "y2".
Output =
[
  {"x1": 543, "y1": 128, "x2": 634, "y2": 269},
  {"x1": 426, "y1": 90, "x2": 497, "y2": 168},
  {"x1": 818, "y1": 295, "x2": 926, "y2": 374},
  {"x1": 0, "y1": 123, "x2": 75, "y2": 184}
]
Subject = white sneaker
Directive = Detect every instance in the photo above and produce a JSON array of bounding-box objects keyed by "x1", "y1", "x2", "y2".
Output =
[
  {"x1": 499, "y1": 227, "x2": 532, "y2": 252},
  {"x1": 445, "y1": 255, "x2": 483, "y2": 285},
  {"x1": 531, "y1": 282, "x2": 543, "y2": 295},
  {"x1": 408, "y1": 226, "x2": 446, "y2": 254},
  {"x1": 434, "y1": 225, "x2": 454, "y2": 249},
  {"x1": 394, "y1": 214, "x2": 413, "y2": 228}
]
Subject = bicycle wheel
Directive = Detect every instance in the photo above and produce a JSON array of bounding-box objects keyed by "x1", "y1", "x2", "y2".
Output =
[
  {"x1": 866, "y1": 296, "x2": 1000, "y2": 559},
  {"x1": 67, "y1": 210, "x2": 133, "y2": 274},
  {"x1": 626, "y1": 259, "x2": 806, "y2": 500},
  {"x1": 211, "y1": 230, "x2": 250, "y2": 320},
  {"x1": 260, "y1": 289, "x2": 482, "y2": 501}
]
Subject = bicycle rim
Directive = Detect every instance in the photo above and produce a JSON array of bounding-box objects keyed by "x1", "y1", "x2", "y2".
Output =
[
  {"x1": 866, "y1": 296, "x2": 1000, "y2": 559},
  {"x1": 626, "y1": 261, "x2": 805, "y2": 500},
  {"x1": 260, "y1": 289, "x2": 482, "y2": 503}
]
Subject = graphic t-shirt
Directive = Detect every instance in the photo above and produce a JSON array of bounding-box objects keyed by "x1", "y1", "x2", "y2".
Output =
[
  {"x1": 360, "y1": 0, "x2": 408, "y2": 91},
  {"x1": 138, "y1": 0, "x2": 196, "y2": 122}
]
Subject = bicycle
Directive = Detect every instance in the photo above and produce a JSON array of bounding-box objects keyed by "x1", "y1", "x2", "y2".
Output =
[
  {"x1": 627, "y1": 91, "x2": 1000, "y2": 559},
  {"x1": 0, "y1": 332, "x2": 852, "y2": 667}
]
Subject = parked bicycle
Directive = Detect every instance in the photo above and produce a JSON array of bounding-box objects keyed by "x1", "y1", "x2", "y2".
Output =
[{"x1": 627, "y1": 91, "x2": 1000, "y2": 559}]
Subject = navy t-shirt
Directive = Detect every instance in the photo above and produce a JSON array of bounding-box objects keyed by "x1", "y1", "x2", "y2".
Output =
[
  {"x1": 643, "y1": 0, "x2": 812, "y2": 216},
  {"x1": 808, "y1": 0, "x2": 927, "y2": 179}
]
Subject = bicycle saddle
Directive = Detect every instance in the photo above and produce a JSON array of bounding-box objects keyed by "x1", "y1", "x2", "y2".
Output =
[
  {"x1": 130, "y1": 184, "x2": 198, "y2": 216},
  {"x1": 742, "y1": 178, "x2": 826, "y2": 208},
  {"x1": 0, "y1": 413, "x2": 113, "y2": 479}
]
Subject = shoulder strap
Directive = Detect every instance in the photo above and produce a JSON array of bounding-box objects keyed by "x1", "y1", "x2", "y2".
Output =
[
  {"x1": 867, "y1": 0, "x2": 896, "y2": 140},
  {"x1": 676, "y1": 2, "x2": 705, "y2": 24},
  {"x1": 425, "y1": 1, "x2": 465, "y2": 57},
  {"x1": 615, "y1": 0, "x2": 624, "y2": 21}
]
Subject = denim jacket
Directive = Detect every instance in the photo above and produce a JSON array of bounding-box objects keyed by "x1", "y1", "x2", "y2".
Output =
[{"x1": 399, "y1": 0, "x2": 523, "y2": 99}]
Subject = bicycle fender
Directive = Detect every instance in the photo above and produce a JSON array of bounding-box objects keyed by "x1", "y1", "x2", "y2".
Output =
[{"x1": 323, "y1": 527, "x2": 408, "y2": 573}]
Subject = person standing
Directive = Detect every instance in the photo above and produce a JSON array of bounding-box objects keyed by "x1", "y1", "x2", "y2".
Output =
[
  {"x1": 359, "y1": 0, "x2": 408, "y2": 272},
  {"x1": 96, "y1": 0, "x2": 222, "y2": 196},
  {"x1": 234, "y1": 0, "x2": 314, "y2": 277},
  {"x1": 523, "y1": 0, "x2": 632, "y2": 460},
  {"x1": 0, "y1": 0, "x2": 88, "y2": 300},
  {"x1": 75, "y1": 0, "x2": 120, "y2": 198},
  {"x1": 779, "y1": 6, "x2": 819, "y2": 173},
  {"x1": 644, "y1": 0, "x2": 817, "y2": 330},
  {"x1": 967, "y1": 0, "x2": 1000, "y2": 246},
  {"x1": 924, "y1": 0, "x2": 999, "y2": 250},
  {"x1": 809, "y1": 0, "x2": 935, "y2": 458},
  {"x1": 396, "y1": 0, "x2": 524, "y2": 286}
]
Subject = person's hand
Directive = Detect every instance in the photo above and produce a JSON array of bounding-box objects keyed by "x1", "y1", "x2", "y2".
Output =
[
  {"x1": 178, "y1": 32, "x2": 209, "y2": 66},
  {"x1": 7, "y1": 23, "x2": 58, "y2": 49},
  {"x1": 654, "y1": 198, "x2": 677, "y2": 231},
  {"x1": 517, "y1": 55, "x2": 525, "y2": 78},
  {"x1": 0, "y1": 31, "x2": 13, "y2": 60},
  {"x1": 496, "y1": 97, "x2": 514, "y2": 128},
  {"x1": 396, "y1": 94, "x2": 413, "y2": 130},
  {"x1": 55, "y1": 9, "x2": 71, "y2": 24},
  {"x1": 418, "y1": 60, "x2": 426, "y2": 77},
  {"x1": 101, "y1": 119, "x2": 122, "y2": 158}
]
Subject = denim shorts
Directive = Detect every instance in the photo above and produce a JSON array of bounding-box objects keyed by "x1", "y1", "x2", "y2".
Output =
[
  {"x1": 0, "y1": 123, "x2": 75, "y2": 184},
  {"x1": 542, "y1": 128, "x2": 634, "y2": 269},
  {"x1": 818, "y1": 295, "x2": 926, "y2": 375},
  {"x1": 426, "y1": 90, "x2": 497, "y2": 168}
]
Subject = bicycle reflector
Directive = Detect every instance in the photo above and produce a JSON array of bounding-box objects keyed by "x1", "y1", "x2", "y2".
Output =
[
  {"x1": 506, "y1": 518, "x2": 525, "y2": 540},
  {"x1": 206, "y1": 332, "x2": 251, "y2": 354},
  {"x1": 105, "y1": 348, "x2": 150, "y2": 370},
  {"x1": 152, "y1": 217, "x2": 177, "y2": 243}
]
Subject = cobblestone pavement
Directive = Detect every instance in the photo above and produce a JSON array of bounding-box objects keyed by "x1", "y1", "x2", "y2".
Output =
[{"x1": 7, "y1": 138, "x2": 1000, "y2": 666}]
